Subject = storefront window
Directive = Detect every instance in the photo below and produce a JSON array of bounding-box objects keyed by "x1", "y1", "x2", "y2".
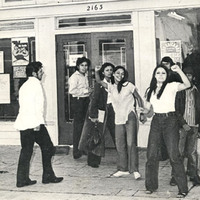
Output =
[
  {"x1": 0, "y1": 37, "x2": 35, "y2": 120},
  {"x1": 155, "y1": 8, "x2": 200, "y2": 89}
]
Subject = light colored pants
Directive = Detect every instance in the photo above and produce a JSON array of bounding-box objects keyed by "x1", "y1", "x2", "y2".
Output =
[{"x1": 115, "y1": 111, "x2": 138, "y2": 173}]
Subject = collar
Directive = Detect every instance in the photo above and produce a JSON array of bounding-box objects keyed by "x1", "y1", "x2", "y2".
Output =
[{"x1": 74, "y1": 70, "x2": 88, "y2": 77}]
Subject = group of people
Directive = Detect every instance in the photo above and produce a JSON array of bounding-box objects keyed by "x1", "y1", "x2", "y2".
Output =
[{"x1": 13, "y1": 56, "x2": 200, "y2": 198}]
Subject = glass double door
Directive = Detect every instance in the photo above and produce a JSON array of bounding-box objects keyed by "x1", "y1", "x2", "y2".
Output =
[{"x1": 56, "y1": 31, "x2": 134, "y2": 145}]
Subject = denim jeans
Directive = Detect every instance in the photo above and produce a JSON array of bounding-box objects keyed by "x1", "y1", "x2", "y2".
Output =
[
  {"x1": 145, "y1": 114, "x2": 188, "y2": 193},
  {"x1": 115, "y1": 111, "x2": 138, "y2": 173},
  {"x1": 179, "y1": 127, "x2": 198, "y2": 178}
]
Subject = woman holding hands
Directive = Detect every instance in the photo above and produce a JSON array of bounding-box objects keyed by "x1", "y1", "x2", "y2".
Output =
[
  {"x1": 95, "y1": 65, "x2": 146, "y2": 179},
  {"x1": 144, "y1": 64, "x2": 190, "y2": 198}
]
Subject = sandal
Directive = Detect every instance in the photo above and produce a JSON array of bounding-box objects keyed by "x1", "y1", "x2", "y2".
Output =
[{"x1": 177, "y1": 192, "x2": 187, "y2": 198}]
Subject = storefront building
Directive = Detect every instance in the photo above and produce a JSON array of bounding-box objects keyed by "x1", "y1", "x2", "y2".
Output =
[{"x1": 0, "y1": 0, "x2": 199, "y2": 147}]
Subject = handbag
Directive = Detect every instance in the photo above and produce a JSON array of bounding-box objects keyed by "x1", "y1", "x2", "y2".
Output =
[{"x1": 87, "y1": 121, "x2": 101, "y2": 151}]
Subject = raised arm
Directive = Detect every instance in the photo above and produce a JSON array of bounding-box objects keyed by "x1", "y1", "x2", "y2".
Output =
[{"x1": 171, "y1": 65, "x2": 191, "y2": 91}]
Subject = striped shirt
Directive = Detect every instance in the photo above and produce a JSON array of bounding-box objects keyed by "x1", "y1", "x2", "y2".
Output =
[{"x1": 184, "y1": 86, "x2": 198, "y2": 127}]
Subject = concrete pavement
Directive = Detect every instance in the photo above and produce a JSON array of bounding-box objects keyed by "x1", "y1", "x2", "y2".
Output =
[{"x1": 0, "y1": 145, "x2": 199, "y2": 200}]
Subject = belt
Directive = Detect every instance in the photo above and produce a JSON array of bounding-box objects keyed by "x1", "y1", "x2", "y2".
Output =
[
  {"x1": 73, "y1": 96, "x2": 89, "y2": 100},
  {"x1": 154, "y1": 112, "x2": 176, "y2": 117}
]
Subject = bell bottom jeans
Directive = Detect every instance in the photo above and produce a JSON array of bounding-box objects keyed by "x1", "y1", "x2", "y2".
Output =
[
  {"x1": 115, "y1": 111, "x2": 138, "y2": 173},
  {"x1": 145, "y1": 114, "x2": 188, "y2": 193}
]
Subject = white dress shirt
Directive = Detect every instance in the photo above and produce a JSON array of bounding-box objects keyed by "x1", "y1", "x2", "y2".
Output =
[
  {"x1": 68, "y1": 71, "x2": 89, "y2": 98},
  {"x1": 14, "y1": 77, "x2": 45, "y2": 131},
  {"x1": 108, "y1": 82, "x2": 136, "y2": 125}
]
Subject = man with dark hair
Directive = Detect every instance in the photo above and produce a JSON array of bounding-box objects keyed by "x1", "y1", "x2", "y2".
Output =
[
  {"x1": 14, "y1": 61, "x2": 63, "y2": 188},
  {"x1": 161, "y1": 56, "x2": 182, "y2": 83},
  {"x1": 174, "y1": 67, "x2": 200, "y2": 186},
  {"x1": 68, "y1": 57, "x2": 92, "y2": 159}
]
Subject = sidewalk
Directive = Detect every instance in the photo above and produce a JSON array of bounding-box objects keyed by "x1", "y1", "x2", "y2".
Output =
[{"x1": 0, "y1": 145, "x2": 199, "y2": 200}]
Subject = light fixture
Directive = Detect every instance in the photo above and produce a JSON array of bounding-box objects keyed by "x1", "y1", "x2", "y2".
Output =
[{"x1": 167, "y1": 11, "x2": 185, "y2": 20}]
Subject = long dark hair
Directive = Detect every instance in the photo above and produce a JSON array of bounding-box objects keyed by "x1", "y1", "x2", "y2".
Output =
[
  {"x1": 146, "y1": 65, "x2": 169, "y2": 102},
  {"x1": 113, "y1": 66, "x2": 128, "y2": 93},
  {"x1": 99, "y1": 62, "x2": 115, "y2": 84}
]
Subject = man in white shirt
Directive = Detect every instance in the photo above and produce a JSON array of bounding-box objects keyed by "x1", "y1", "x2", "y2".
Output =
[
  {"x1": 68, "y1": 57, "x2": 92, "y2": 159},
  {"x1": 14, "y1": 61, "x2": 63, "y2": 188}
]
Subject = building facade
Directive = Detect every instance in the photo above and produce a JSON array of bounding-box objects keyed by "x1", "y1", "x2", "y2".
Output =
[{"x1": 0, "y1": 0, "x2": 200, "y2": 147}]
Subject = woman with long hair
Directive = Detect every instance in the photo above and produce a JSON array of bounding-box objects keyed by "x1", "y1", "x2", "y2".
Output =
[
  {"x1": 79, "y1": 62, "x2": 115, "y2": 168},
  {"x1": 95, "y1": 65, "x2": 146, "y2": 179},
  {"x1": 144, "y1": 64, "x2": 190, "y2": 198}
]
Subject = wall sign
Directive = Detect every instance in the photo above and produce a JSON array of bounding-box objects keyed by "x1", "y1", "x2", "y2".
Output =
[
  {"x1": 11, "y1": 37, "x2": 29, "y2": 66},
  {"x1": 0, "y1": 74, "x2": 10, "y2": 104},
  {"x1": 86, "y1": 4, "x2": 103, "y2": 11},
  {"x1": 13, "y1": 66, "x2": 26, "y2": 78},
  {"x1": 160, "y1": 40, "x2": 182, "y2": 65}
]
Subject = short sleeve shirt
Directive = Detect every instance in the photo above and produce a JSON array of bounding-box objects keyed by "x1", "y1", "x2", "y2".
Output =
[
  {"x1": 108, "y1": 82, "x2": 136, "y2": 124},
  {"x1": 150, "y1": 82, "x2": 180, "y2": 113}
]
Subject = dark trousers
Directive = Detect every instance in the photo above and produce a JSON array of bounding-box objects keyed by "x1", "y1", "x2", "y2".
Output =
[
  {"x1": 72, "y1": 97, "x2": 89, "y2": 157},
  {"x1": 179, "y1": 127, "x2": 198, "y2": 178},
  {"x1": 17, "y1": 125, "x2": 56, "y2": 185},
  {"x1": 106, "y1": 104, "x2": 115, "y2": 145},
  {"x1": 145, "y1": 115, "x2": 188, "y2": 193}
]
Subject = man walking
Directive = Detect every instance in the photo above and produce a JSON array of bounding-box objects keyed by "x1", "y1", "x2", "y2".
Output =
[{"x1": 14, "y1": 61, "x2": 63, "y2": 187}]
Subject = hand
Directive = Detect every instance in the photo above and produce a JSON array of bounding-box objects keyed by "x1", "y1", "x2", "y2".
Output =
[
  {"x1": 34, "y1": 125, "x2": 40, "y2": 131},
  {"x1": 95, "y1": 65, "x2": 101, "y2": 72},
  {"x1": 183, "y1": 124, "x2": 191, "y2": 132},
  {"x1": 171, "y1": 64, "x2": 181, "y2": 73},
  {"x1": 137, "y1": 107, "x2": 144, "y2": 113},
  {"x1": 88, "y1": 87, "x2": 93, "y2": 94},
  {"x1": 90, "y1": 118, "x2": 98, "y2": 123},
  {"x1": 139, "y1": 113, "x2": 147, "y2": 124}
]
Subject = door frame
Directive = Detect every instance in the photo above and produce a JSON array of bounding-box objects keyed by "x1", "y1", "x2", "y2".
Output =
[{"x1": 56, "y1": 31, "x2": 134, "y2": 145}]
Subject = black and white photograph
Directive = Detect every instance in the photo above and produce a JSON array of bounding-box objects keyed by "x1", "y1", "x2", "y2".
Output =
[{"x1": 0, "y1": 0, "x2": 200, "y2": 199}]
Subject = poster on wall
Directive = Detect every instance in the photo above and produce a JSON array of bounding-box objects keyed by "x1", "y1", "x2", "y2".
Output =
[
  {"x1": 13, "y1": 66, "x2": 26, "y2": 78},
  {"x1": 0, "y1": 51, "x2": 4, "y2": 73},
  {"x1": 11, "y1": 37, "x2": 29, "y2": 66},
  {"x1": 0, "y1": 74, "x2": 10, "y2": 104},
  {"x1": 69, "y1": 54, "x2": 84, "y2": 66},
  {"x1": 160, "y1": 40, "x2": 182, "y2": 65}
]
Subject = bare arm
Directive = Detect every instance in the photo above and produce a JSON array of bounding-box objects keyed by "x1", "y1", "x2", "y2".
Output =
[
  {"x1": 171, "y1": 65, "x2": 191, "y2": 91},
  {"x1": 133, "y1": 89, "x2": 147, "y2": 123},
  {"x1": 133, "y1": 89, "x2": 144, "y2": 109}
]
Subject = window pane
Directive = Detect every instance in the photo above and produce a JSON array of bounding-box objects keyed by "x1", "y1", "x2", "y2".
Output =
[{"x1": 0, "y1": 37, "x2": 35, "y2": 120}]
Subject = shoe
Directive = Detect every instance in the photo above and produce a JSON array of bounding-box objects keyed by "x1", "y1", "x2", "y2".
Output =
[
  {"x1": 170, "y1": 177, "x2": 177, "y2": 186},
  {"x1": 73, "y1": 152, "x2": 82, "y2": 159},
  {"x1": 190, "y1": 176, "x2": 200, "y2": 185},
  {"x1": 112, "y1": 171, "x2": 129, "y2": 177},
  {"x1": 177, "y1": 192, "x2": 187, "y2": 198},
  {"x1": 17, "y1": 179, "x2": 37, "y2": 188},
  {"x1": 145, "y1": 190, "x2": 153, "y2": 194},
  {"x1": 88, "y1": 163, "x2": 99, "y2": 168},
  {"x1": 134, "y1": 171, "x2": 141, "y2": 180},
  {"x1": 42, "y1": 176, "x2": 63, "y2": 184}
]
